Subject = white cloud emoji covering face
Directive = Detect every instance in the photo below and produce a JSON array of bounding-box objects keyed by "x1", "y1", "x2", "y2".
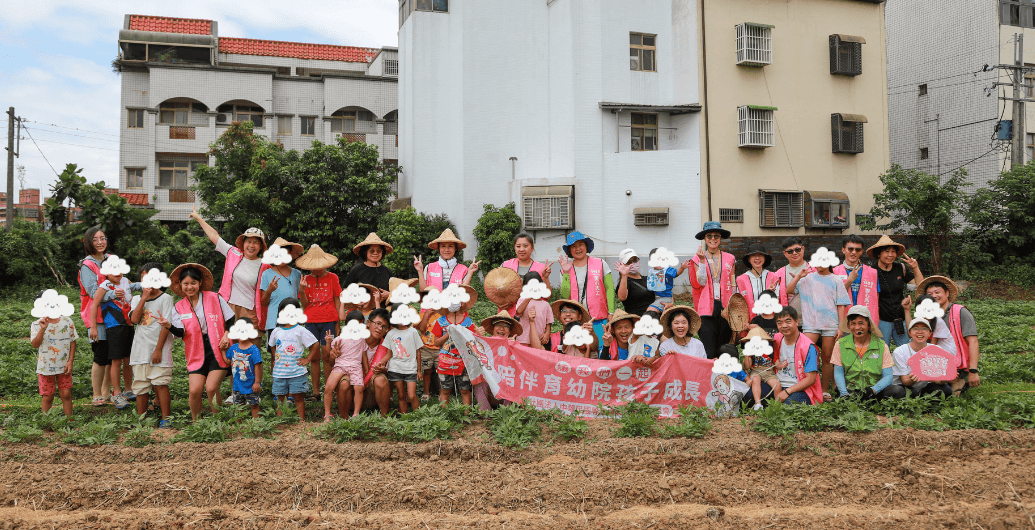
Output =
[
  {"x1": 277, "y1": 304, "x2": 307, "y2": 326},
  {"x1": 262, "y1": 244, "x2": 293, "y2": 266},
  {"x1": 31, "y1": 289, "x2": 75, "y2": 319}
]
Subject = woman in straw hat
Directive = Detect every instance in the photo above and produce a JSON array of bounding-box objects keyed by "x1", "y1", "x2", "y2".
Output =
[
  {"x1": 343, "y1": 233, "x2": 395, "y2": 303},
  {"x1": 259, "y1": 237, "x2": 304, "y2": 336},
  {"x1": 297, "y1": 244, "x2": 343, "y2": 401},
  {"x1": 548, "y1": 299, "x2": 598, "y2": 356},
  {"x1": 414, "y1": 228, "x2": 481, "y2": 291},
  {"x1": 501, "y1": 233, "x2": 553, "y2": 291},
  {"x1": 190, "y1": 207, "x2": 269, "y2": 327},
  {"x1": 866, "y1": 235, "x2": 924, "y2": 349},
  {"x1": 918, "y1": 275, "x2": 980, "y2": 394},
  {"x1": 166, "y1": 263, "x2": 236, "y2": 420},
  {"x1": 830, "y1": 305, "x2": 902, "y2": 401},
  {"x1": 689, "y1": 221, "x2": 738, "y2": 359},
  {"x1": 657, "y1": 306, "x2": 706, "y2": 358},
  {"x1": 736, "y1": 243, "x2": 773, "y2": 321}
]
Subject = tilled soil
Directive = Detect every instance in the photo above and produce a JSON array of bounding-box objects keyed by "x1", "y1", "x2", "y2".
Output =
[{"x1": 0, "y1": 421, "x2": 1033, "y2": 529}]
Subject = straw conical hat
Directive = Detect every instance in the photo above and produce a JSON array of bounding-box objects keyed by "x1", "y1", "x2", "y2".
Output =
[
  {"x1": 740, "y1": 326, "x2": 774, "y2": 343},
  {"x1": 388, "y1": 277, "x2": 419, "y2": 293},
  {"x1": 481, "y1": 310, "x2": 523, "y2": 338},
  {"x1": 659, "y1": 305, "x2": 702, "y2": 339},
  {"x1": 353, "y1": 232, "x2": 394, "y2": 256},
  {"x1": 455, "y1": 285, "x2": 479, "y2": 313},
  {"x1": 866, "y1": 235, "x2": 905, "y2": 259},
  {"x1": 483, "y1": 267, "x2": 522, "y2": 308},
  {"x1": 428, "y1": 229, "x2": 467, "y2": 250},
  {"x1": 295, "y1": 244, "x2": 338, "y2": 270},
  {"x1": 169, "y1": 263, "x2": 214, "y2": 297},
  {"x1": 551, "y1": 299, "x2": 591, "y2": 323},
  {"x1": 607, "y1": 309, "x2": 639, "y2": 328},
  {"x1": 271, "y1": 237, "x2": 304, "y2": 259},
  {"x1": 915, "y1": 275, "x2": 959, "y2": 304},
  {"x1": 725, "y1": 293, "x2": 750, "y2": 332}
]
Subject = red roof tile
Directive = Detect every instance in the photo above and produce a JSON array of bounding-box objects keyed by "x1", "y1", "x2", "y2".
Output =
[
  {"x1": 119, "y1": 193, "x2": 149, "y2": 206},
  {"x1": 128, "y1": 15, "x2": 212, "y2": 35},
  {"x1": 219, "y1": 37, "x2": 379, "y2": 63}
]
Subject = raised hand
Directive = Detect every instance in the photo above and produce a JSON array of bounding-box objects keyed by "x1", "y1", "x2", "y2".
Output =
[
  {"x1": 795, "y1": 267, "x2": 812, "y2": 280},
  {"x1": 527, "y1": 307, "x2": 536, "y2": 322},
  {"x1": 696, "y1": 244, "x2": 707, "y2": 260},
  {"x1": 325, "y1": 329, "x2": 334, "y2": 344},
  {"x1": 268, "y1": 276, "x2": 280, "y2": 291},
  {"x1": 37, "y1": 317, "x2": 49, "y2": 330},
  {"x1": 155, "y1": 312, "x2": 171, "y2": 330},
  {"x1": 558, "y1": 255, "x2": 572, "y2": 274},
  {"x1": 468, "y1": 260, "x2": 482, "y2": 274},
  {"x1": 681, "y1": 258, "x2": 693, "y2": 270},
  {"x1": 614, "y1": 260, "x2": 631, "y2": 276},
  {"x1": 189, "y1": 205, "x2": 201, "y2": 221},
  {"x1": 901, "y1": 254, "x2": 919, "y2": 269},
  {"x1": 413, "y1": 255, "x2": 424, "y2": 272},
  {"x1": 542, "y1": 260, "x2": 553, "y2": 279},
  {"x1": 299, "y1": 276, "x2": 309, "y2": 291},
  {"x1": 114, "y1": 288, "x2": 127, "y2": 301}
]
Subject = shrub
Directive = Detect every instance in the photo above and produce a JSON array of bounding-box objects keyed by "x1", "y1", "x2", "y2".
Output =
[
  {"x1": 472, "y1": 203, "x2": 522, "y2": 271},
  {"x1": 376, "y1": 207, "x2": 458, "y2": 279}
]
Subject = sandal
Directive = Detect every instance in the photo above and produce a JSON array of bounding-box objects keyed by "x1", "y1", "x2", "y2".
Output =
[
  {"x1": 323, "y1": 414, "x2": 334, "y2": 423},
  {"x1": 91, "y1": 396, "x2": 106, "y2": 406}
]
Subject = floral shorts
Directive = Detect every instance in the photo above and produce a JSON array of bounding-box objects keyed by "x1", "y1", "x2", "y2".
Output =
[{"x1": 38, "y1": 373, "x2": 73, "y2": 396}]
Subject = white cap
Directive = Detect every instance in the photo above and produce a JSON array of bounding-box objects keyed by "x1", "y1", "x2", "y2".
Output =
[
  {"x1": 618, "y1": 248, "x2": 639, "y2": 264},
  {"x1": 907, "y1": 317, "x2": 932, "y2": 331}
]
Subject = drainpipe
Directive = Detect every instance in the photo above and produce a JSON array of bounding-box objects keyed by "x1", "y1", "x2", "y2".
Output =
[
  {"x1": 510, "y1": 156, "x2": 518, "y2": 214},
  {"x1": 700, "y1": 0, "x2": 713, "y2": 221}
]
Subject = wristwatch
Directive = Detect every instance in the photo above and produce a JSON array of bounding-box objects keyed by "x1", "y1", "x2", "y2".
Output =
[{"x1": 968, "y1": 368, "x2": 979, "y2": 374}]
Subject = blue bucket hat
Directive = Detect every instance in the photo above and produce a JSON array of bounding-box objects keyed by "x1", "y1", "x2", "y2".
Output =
[
  {"x1": 562, "y1": 231, "x2": 595, "y2": 257},
  {"x1": 695, "y1": 221, "x2": 731, "y2": 240}
]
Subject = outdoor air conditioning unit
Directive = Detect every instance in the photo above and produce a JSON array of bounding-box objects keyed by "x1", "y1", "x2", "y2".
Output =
[
  {"x1": 630, "y1": 57, "x2": 640, "y2": 70},
  {"x1": 522, "y1": 185, "x2": 575, "y2": 230},
  {"x1": 216, "y1": 113, "x2": 229, "y2": 124},
  {"x1": 630, "y1": 137, "x2": 642, "y2": 151}
]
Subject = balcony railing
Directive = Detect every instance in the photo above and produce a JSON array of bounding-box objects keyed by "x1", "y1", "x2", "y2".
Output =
[{"x1": 170, "y1": 126, "x2": 196, "y2": 140}]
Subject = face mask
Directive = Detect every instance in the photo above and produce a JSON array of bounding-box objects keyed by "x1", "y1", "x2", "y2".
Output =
[
  {"x1": 628, "y1": 263, "x2": 641, "y2": 274},
  {"x1": 448, "y1": 302, "x2": 462, "y2": 313}
]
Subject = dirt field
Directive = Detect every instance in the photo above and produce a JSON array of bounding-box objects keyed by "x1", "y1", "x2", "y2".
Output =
[{"x1": 0, "y1": 421, "x2": 1033, "y2": 529}]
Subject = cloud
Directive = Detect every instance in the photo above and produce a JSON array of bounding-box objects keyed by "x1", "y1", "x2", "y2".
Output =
[
  {"x1": 389, "y1": 283, "x2": 420, "y2": 305},
  {"x1": 340, "y1": 283, "x2": 372, "y2": 305},
  {"x1": 519, "y1": 279, "x2": 551, "y2": 300},
  {"x1": 141, "y1": 268, "x2": 171, "y2": 290},
  {"x1": 742, "y1": 336, "x2": 774, "y2": 357},
  {"x1": 262, "y1": 244, "x2": 293, "y2": 266},
  {"x1": 390, "y1": 304, "x2": 420, "y2": 326},
  {"x1": 633, "y1": 315, "x2": 663, "y2": 336},
  {"x1": 712, "y1": 353, "x2": 744, "y2": 375},
  {"x1": 99, "y1": 255, "x2": 130, "y2": 276},
  {"x1": 648, "y1": 247, "x2": 678, "y2": 269},
  {"x1": 420, "y1": 288, "x2": 446, "y2": 311},
  {"x1": 31, "y1": 289, "x2": 74, "y2": 319},
  {"x1": 914, "y1": 298, "x2": 945, "y2": 320},
  {"x1": 441, "y1": 284, "x2": 470, "y2": 308},
  {"x1": 809, "y1": 247, "x2": 840, "y2": 269},
  {"x1": 753, "y1": 293, "x2": 782, "y2": 315},
  {"x1": 276, "y1": 304, "x2": 307, "y2": 326},
  {"x1": 339, "y1": 320, "x2": 370, "y2": 340},
  {"x1": 226, "y1": 319, "x2": 258, "y2": 341},
  {"x1": 563, "y1": 326, "x2": 593, "y2": 347}
]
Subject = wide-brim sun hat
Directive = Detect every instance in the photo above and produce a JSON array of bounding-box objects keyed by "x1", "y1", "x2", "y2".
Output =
[
  {"x1": 659, "y1": 305, "x2": 701, "y2": 339},
  {"x1": 741, "y1": 243, "x2": 772, "y2": 269},
  {"x1": 353, "y1": 232, "x2": 394, "y2": 256},
  {"x1": 388, "y1": 277, "x2": 419, "y2": 293},
  {"x1": 271, "y1": 237, "x2": 304, "y2": 259},
  {"x1": 562, "y1": 231, "x2": 595, "y2": 257},
  {"x1": 455, "y1": 284, "x2": 480, "y2": 313},
  {"x1": 483, "y1": 267, "x2": 523, "y2": 308},
  {"x1": 234, "y1": 227, "x2": 268, "y2": 253},
  {"x1": 550, "y1": 299, "x2": 591, "y2": 324},
  {"x1": 695, "y1": 221, "x2": 731, "y2": 240},
  {"x1": 725, "y1": 293, "x2": 750, "y2": 332},
  {"x1": 606, "y1": 309, "x2": 639, "y2": 329},
  {"x1": 915, "y1": 275, "x2": 960, "y2": 305},
  {"x1": 428, "y1": 229, "x2": 467, "y2": 250},
  {"x1": 295, "y1": 244, "x2": 338, "y2": 270},
  {"x1": 169, "y1": 263, "x2": 215, "y2": 297},
  {"x1": 481, "y1": 310, "x2": 524, "y2": 338},
  {"x1": 866, "y1": 235, "x2": 906, "y2": 259},
  {"x1": 740, "y1": 326, "x2": 774, "y2": 343},
  {"x1": 837, "y1": 305, "x2": 883, "y2": 338}
]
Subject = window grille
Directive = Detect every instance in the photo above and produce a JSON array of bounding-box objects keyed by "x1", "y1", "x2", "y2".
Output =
[
  {"x1": 735, "y1": 23, "x2": 773, "y2": 66},
  {"x1": 829, "y1": 35, "x2": 863, "y2": 76},
  {"x1": 342, "y1": 133, "x2": 366, "y2": 143},
  {"x1": 384, "y1": 59, "x2": 399, "y2": 76},
  {"x1": 169, "y1": 126, "x2": 195, "y2": 140},
  {"x1": 831, "y1": 114, "x2": 865, "y2": 154},
  {"x1": 758, "y1": 190, "x2": 803, "y2": 228},
  {"x1": 719, "y1": 208, "x2": 744, "y2": 223},
  {"x1": 168, "y1": 189, "x2": 195, "y2": 203},
  {"x1": 522, "y1": 186, "x2": 574, "y2": 230},
  {"x1": 633, "y1": 207, "x2": 669, "y2": 226},
  {"x1": 738, "y1": 105, "x2": 775, "y2": 148}
]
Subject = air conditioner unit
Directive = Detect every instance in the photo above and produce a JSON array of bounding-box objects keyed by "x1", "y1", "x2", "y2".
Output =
[
  {"x1": 522, "y1": 185, "x2": 575, "y2": 230},
  {"x1": 631, "y1": 138, "x2": 642, "y2": 151},
  {"x1": 216, "y1": 113, "x2": 229, "y2": 124},
  {"x1": 630, "y1": 58, "x2": 640, "y2": 70}
]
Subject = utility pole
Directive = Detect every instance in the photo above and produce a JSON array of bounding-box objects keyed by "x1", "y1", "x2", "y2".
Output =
[
  {"x1": 1012, "y1": 34, "x2": 1025, "y2": 168},
  {"x1": 6, "y1": 107, "x2": 20, "y2": 232}
]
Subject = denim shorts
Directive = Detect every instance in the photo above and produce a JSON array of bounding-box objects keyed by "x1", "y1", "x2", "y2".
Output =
[
  {"x1": 804, "y1": 329, "x2": 838, "y2": 338},
  {"x1": 438, "y1": 372, "x2": 471, "y2": 391},
  {"x1": 231, "y1": 391, "x2": 261, "y2": 406},
  {"x1": 305, "y1": 322, "x2": 337, "y2": 345},
  {"x1": 272, "y1": 374, "x2": 311, "y2": 396},
  {"x1": 387, "y1": 370, "x2": 418, "y2": 383}
]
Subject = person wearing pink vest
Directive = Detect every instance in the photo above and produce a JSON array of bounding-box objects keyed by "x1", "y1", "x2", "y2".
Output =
[
  {"x1": 166, "y1": 263, "x2": 235, "y2": 420},
  {"x1": 689, "y1": 222, "x2": 737, "y2": 359},
  {"x1": 190, "y1": 207, "x2": 269, "y2": 331},
  {"x1": 415, "y1": 229, "x2": 480, "y2": 291},
  {"x1": 558, "y1": 231, "x2": 615, "y2": 347},
  {"x1": 765, "y1": 237, "x2": 812, "y2": 312},
  {"x1": 833, "y1": 235, "x2": 880, "y2": 327},
  {"x1": 737, "y1": 243, "x2": 774, "y2": 321},
  {"x1": 918, "y1": 276, "x2": 981, "y2": 395},
  {"x1": 771, "y1": 307, "x2": 824, "y2": 406},
  {"x1": 78, "y1": 226, "x2": 114, "y2": 406},
  {"x1": 501, "y1": 233, "x2": 553, "y2": 291}
]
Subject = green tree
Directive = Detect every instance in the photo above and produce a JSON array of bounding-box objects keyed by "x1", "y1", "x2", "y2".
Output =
[
  {"x1": 376, "y1": 207, "x2": 458, "y2": 278},
  {"x1": 861, "y1": 164, "x2": 967, "y2": 274},
  {"x1": 472, "y1": 203, "x2": 522, "y2": 271},
  {"x1": 965, "y1": 162, "x2": 1035, "y2": 258}
]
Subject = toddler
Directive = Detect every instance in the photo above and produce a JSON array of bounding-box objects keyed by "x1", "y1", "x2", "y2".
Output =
[
  {"x1": 267, "y1": 298, "x2": 318, "y2": 419},
  {"x1": 326, "y1": 310, "x2": 370, "y2": 419},
  {"x1": 29, "y1": 290, "x2": 79, "y2": 417},
  {"x1": 226, "y1": 317, "x2": 264, "y2": 418}
]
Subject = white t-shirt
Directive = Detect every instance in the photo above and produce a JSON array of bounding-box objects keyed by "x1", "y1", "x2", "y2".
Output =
[
  {"x1": 777, "y1": 338, "x2": 800, "y2": 388},
  {"x1": 216, "y1": 238, "x2": 263, "y2": 309},
  {"x1": 384, "y1": 327, "x2": 424, "y2": 375},
  {"x1": 29, "y1": 317, "x2": 78, "y2": 375},
  {"x1": 658, "y1": 337, "x2": 707, "y2": 358},
  {"x1": 891, "y1": 342, "x2": 924, "y2": 385},
  {"x1": 129, "y1": 293, "x2": 179, "y2": 367},
  {"x1": 930, "y1": 317, "x2": 958, "y2": 359}
]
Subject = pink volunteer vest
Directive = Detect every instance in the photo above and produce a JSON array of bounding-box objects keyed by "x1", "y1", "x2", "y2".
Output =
[
  {"x1": 773, "y1": 332, "x2": 824, "y2": 405},
  {"x1": 689, "y1": 252, "x2": 736, "y2": 317},
  {"x1": 833, "y1": 263, "x2": 880, "y2": 326},
  {"x1": 77, "y1": 256, "x2": 107, "y2": 327},
  {"x1": 175, "y1": 291, "x2": 229, "y2": 372},
  {"x1": 501, "y1": 258, "x2": 547, "y2": 277},
  {"x1": 567, "y1": 257, "x2": 609, "y2": 321},
  {"x1": 947, "y1": 304, "x2": 970, "y2": 370},
  {"x1": 427, "y1": 262, "x2": 469, "y2": 290},
  {"x1": 218, "y1": 247, "x2": 270, "y2": 328},
  {"x1": 736, "y1": 271, "x2": 771, "y2": 321}
]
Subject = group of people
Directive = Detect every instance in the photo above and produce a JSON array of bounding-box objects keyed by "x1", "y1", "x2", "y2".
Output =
[{"x1": 27, "y1": 215, "x2": 981, "y2": 425}]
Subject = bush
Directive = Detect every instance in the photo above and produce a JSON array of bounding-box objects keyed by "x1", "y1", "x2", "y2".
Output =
[
  {"x1": 0, "y1": 221, "x2": 63, "y2": 289},
  {"x1": 472, "y1": 203, "x2": 522, "y2": 272},
  {"x1": 376, "y1": 207, "x2": 458, "y2": 279}
]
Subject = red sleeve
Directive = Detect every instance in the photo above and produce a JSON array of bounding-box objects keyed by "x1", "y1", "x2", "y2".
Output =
[
  {"x1": 330, "y1": 274, "x2": 342, "y2": 297},
  {"x1": 431, "y1": 320, "x2": 445, "y2": 338}
]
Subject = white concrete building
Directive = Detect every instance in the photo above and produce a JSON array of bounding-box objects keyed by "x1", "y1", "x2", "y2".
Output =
[
  {"x1": 398, "y1": 0, "x2": 703, "y2": 260},
  {"x1": 117, "y1": 15, "x2": 399, "y2": 222}
]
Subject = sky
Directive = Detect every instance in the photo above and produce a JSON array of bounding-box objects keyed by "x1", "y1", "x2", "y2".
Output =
[{"x1": 0, "y1": 0, "x2": 400, "y2": 199}]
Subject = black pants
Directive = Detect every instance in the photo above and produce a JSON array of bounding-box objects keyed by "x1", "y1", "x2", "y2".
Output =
[
  {"x1": 861, "y1": 385, "x2": 908, "y2": 400},
  {"x1": 91, "y1": 339, "x2": 112, "y2": 367},
  {"x1": 698, "y1": 300, "x2": 732, "y2": 359},
  {"x1": 908, "y1": 381, "x2": 952, "y2": 398}
]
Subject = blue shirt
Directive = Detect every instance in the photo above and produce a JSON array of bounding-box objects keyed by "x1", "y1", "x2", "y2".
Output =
[
  {"x1": 646, "y1": 267, "x2": 678, "y2": 298},
  {"x1": 260, "y1": 267, "x2": 302, "y2": 330},
  {"x1": 225, "y1": 344, "x2": 263, "y2": 394}
]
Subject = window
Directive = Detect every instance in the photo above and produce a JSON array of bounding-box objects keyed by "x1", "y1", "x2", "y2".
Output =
[
  {"x1": 158, "y1": 160, "x2": 202, "y2": 189},
  {"x1": 384, "y1": 118, "x2": 398, "y2": 136},
  {"x1": 805, "y1": 191, "x2": 850, "y2": 228},
  {"x1": 1026, "y1": 70, "x2": 1035, "y2": 98},
  {"x1": 719, "y1": 208, "x2": 744, "y2": 223},
  {"x1": 920, "y1": 147, "x2": 929, "y2": 160},
  {"x1": 414, "y1": 0, "x2": 448, "y2": 13},
  {"x1": 829, "y1": 35, "x2": 864, "y2": 76},
  {"x1": 126, "y1": 169, "x2": 144, "y2": 189},
  {"x1": 216, "y1": 103, "x2": 264, "y2": 127},
  {"x1": 631, "y1": 113, "x2": 658, "y2": 151},
  {"x1": 831, "y1": 113, "x2": 865, "y2": 154},
  {"x1": 159, "y1": 102, "x2": 190, "y2": 125},
  {"x1": 738, "y1": 105, "x2": 775, "y2": 148},
  {"x1": 735, "y1": 23, "x2": 773, "y2": 66},
  {"x1": 127, "y1": 109, "x2": 144, "y2": 129},
  {"x1": 277, "y1": 116, "x2": 292, "y2": 136},
  {"x1": 522, "y1": 186, "x2": 575, "y2": 230},
  {"x1": 301, "y1": 117, "x2": 316, "y2": 136},
  {"x1": 384, "y1": 59, "x2": 399, "y2": 76},
  {"x1": 633, "y1": 207, "x2": 669, "y2": 226},
  {"x1": 1001, "y1": 0, "x2": 1035, "y2": 28},
  {"x1": 330, "y1": 110, "x2": 357, "y2": 133},
  {"x1": 758, "y1": 190, "x2": 803, "y2": 228},
  {"x1": 1027, "y1": 133, "x2": 1035, "y2": 160},
  {"x1": 630, "y1": 33, "x2": 656, "y2": 72},
  {"x1": 918, "y1": 84, "x2": 928, "y2": 96}
]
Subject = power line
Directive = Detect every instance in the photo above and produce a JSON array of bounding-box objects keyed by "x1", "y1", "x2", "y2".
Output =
[
  {"x1": 22, "y1": 137, "x2": 120, "y2": 152},
  {"x1": 21, "y1": 127, "x2": 59, "y2": 177},
  {"x1": 21, "y1": 126, "x2": 119, "y2": 143},
  {"x1": 938, "y1": 145, "x2": 1004, "y2": 177},
  {"x1": 20, "y1": 120, "x2": 119, "y2": 137}
]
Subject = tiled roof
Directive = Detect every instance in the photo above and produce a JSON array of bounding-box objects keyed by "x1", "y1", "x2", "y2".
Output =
[
  {"x1": 219, "y1": 37, "x2": 379, "y2": 63},
  {"x1": 128, "y1": 15, "x2": 212, "y2": 35},
  {"x1": 119, "y1": 193, "x2": 150, "y2": 206}
]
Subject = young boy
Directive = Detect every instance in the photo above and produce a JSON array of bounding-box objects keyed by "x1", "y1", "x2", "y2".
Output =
[
  {"x1": 226, "y1": 317, "x2": 264, "y2": 418},
  {"x1": 89, "y1": 255, "x2": 140, "y2": 409},
  {"x1": 30, "y1": 290, "x2": 78, "y2": 417},
  {"x1": 891, "y1": 318, "x2": 952, "y2": 398},
  {"x1": 431, "y1": 285, "x2": 479, "y2": 406},
  {"x1": 267, "y1": 298, "x2": 319, "y2": 419},
  {"x1": 384, "y1": 303, "x2": 424, "y2": 413},
  {"x1": 416, "y1": 300, "x2": 442, "y2": 401},
  {"x1": 786, "y1": 250, "x2": 850, "y2": 396},
  {"x1": 297, "y1": 244, "x2": 342, "y2": 402},
  {"x1": 129, "y1": 264, "x2": 179, "y2": 427},
  {"x1": 646, "y1": 248, "x2": 689, "y2": 313}
]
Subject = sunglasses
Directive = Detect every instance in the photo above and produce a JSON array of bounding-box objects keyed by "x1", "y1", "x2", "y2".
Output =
[
  {"x1": 783, "y1": 247, "x2": 804, "y2": 254},
  {"x1": 844, "y1": 247, "x2": 863, "y2": 253}
]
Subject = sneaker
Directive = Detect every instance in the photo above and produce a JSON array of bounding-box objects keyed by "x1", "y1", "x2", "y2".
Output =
[
  {"x1": 224, "y1": 395, "x2": 236, "y2": 406},
  {"x1": 91, "y1": 396, "x2": 106, "y2": 407},
  {"x1": 157, "y1": 419, "x2": 173, "y2": 429},
  {"x1": 123, "y1": 391, "x2": 137, "y2": 401},
  {"x1": 420, "y1": 394, "x2": 430, "y2": 402},
  {"x1": 752, "y1": 403, "x2": 764, "y2": 411},
  {"x1": 112, "y1": 393, "x2": 131, "y2": 409}
]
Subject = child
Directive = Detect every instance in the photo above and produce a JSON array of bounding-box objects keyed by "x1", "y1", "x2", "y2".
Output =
[
  {"x1": 89, "y1": 255, "x2": 140, "y2": 410},
  {"x1": 548, "y1": 300, "x2": 597, "y2": 355},
  {"x1": 514, "y1": 272, "x2": 553, "y2": 349},
  {"x1": 558, "y1": 321, "x2": 593, "y2": 357},
  {"x1": 786, "y1": 249, "x2": 850, "y2": 396},
  {"x1": 29, "y1": 290, "x2": 78, "y2": 417},
  {"x1": 225, "y1": 318, "x2": 264, "y2": 418},
  {"x1": 745, "y1": 290, "x2": 781, "y2": 338},
  {"x1": 891, "y1": 318, "x2": 951, "y2": 398},
  {"x1": 740, "y1": 327, "x2": 779, "y2": 411},
  {"x1": 601, "y1": 310, "x2": 639, "y2": 360},
  {"x1": 129, "y1": 264, "x2": 179, "y2": 427},
  {"x1": 326, "y1": 311, "x2": 370, "y2": 419},
  {"x1": 416, "y1": 291, "x2": 442, "y2": 401},
  {"x1": 384, "y1": 303, "x2": 424, "y2": 413},
  {"x1": 646, "y1": 248, "x2": 689, "y2": 313},
  {"x1": 267, "y1": 298, "x2": 319, "y2": 419},
  {"x1": 431, "y1": 285, "x2": 479, "y2": 406}
]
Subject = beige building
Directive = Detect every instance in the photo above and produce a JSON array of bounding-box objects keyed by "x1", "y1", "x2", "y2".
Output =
[{"x1": 697, "y1": 0, "x2": 889, "y2": 239}]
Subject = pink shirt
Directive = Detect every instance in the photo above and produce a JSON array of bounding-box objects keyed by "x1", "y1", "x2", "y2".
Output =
[
  {"x1": 330, "y1": 337, "x2": 367, "y2": 370},
  {"x1": 515, "y1": 298, "x2": 554, "y2": 345}
]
